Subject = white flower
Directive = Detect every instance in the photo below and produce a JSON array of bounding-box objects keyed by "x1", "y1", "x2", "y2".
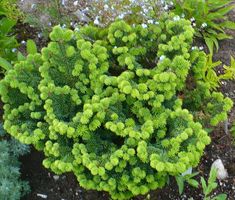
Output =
[
  {"x1": 11, "y1": 48, "x2": 17, "y2": 53},
  {"x1": 199, "y1": 46, "x2": 204, "y2": 50},
  {"x1": 141, "y1": 23, "x2": 148, "y2": 28},
  {"x1": 31, "y1": 4, "x2": 36, "y2": 9},
  {"x1": 104, "y1": 4, "x2": 109, "y2": 11},
  {"x1": 155, "y1": 21, "x2": 159, "y2": 25},
  {"x1": 181, "y1": 13, "x2": 185, "y2": 18},
  {"x1": 190, "y1": 17, "x2": 195, "y2": 22},
  {"x1": 74, "y1": 27, "x2": 80, "y2": 32},
  {"x1": 147, "y1": 19, "x2": 154, "y2": 24},
  {"x1": 61, "y1": 24, "x2": 66, "y2": 29},
  {"x1": 201, "y1": 22, "x2": 207, "y2": 28},
  {"x1": 37, "y1": 33, "x2": 42, "y2": 38},
  {"x1": 94, "y1": 17, "x2": 100, "y2": 25},
  {"x1": 118, "y1": 14, "x2": 125, "y2": 19},
  {"x1": 192, "y1": 22, "x2": 196, "y2": 27},
  {"x1": 191, "y1": 46, "x2": 197, "y2": 50},
  {"x1": 159, "y1": 55, "x2": 166, "y2": 61},
  {"x1": 61, "y1": 0, "x2": 65, "y2": 6},
  {"x1": 164, "y1": 5, "x2": 169, "y2": 10},
  {"x1": 21, "y1": 40, "x2": 26, "y2": 45},
  {"x1": 173, "y1": 16, "x2": 180, "y2": 21},
  {"x1": 73, "y1": 1, "x2": 78, "y2": 6}
]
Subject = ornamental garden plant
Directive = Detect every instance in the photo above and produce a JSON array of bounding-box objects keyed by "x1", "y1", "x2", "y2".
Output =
[{"x1": 0, "y1": 13, "x2": 233, "y2": 199}]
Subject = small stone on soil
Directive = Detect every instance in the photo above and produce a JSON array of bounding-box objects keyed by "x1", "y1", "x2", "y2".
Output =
[{"x1": 53, "y1": 175, "x2": 60, "y2": 181}]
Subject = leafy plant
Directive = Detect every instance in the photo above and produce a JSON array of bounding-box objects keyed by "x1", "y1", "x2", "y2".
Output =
[
  {"x1": 0, "y1": 14, "x2": 232, "y2": 199},
  {"x1": 0, "y1": 0, "x2": 24, "y2": 21},
  {"x1": 176, "y1": 171, "x2": 199, "y2": 195},
  {"x1": 183, "y1": 50, "x2": 233, "y2": 126},
  {"x1": 0, "y1": 123, "x2": 30, "y2": 200},
  {"x1": 0, "y1": 8, "x2": 18, "y2": 61},
  {"x1": 196, "y1": 54, "x2": 235, "y2": 90},
  {"x1": 201, "y1": 167, "x2": 227, "y2": 200},
  {"x1": 0, "y1": 0, "x2": 22, "y2": 71},
  {"x1": 176, "y1": 167, "x2": 227, "y2": 200},
  {"x1": 170, "y1": 0, "x2": 235, "y2": 54}
]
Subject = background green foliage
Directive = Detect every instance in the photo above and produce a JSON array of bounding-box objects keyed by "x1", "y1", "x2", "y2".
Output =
[
  {"x1": 0, "y1": 0, "x2": 20, "y2": 65},
  {"x1": 170, "y1": 0, "x2": 235, "y2": 54},
  {"x1": 23, "y1": 0, "x2": 73, "y2": 38},
  {"x1": 0, "y1": 123, "x2": 30, "y2": 200}
]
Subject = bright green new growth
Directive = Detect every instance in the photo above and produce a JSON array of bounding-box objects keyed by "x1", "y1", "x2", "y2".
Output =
[{"x1": 0, "y1": 15, "x2": 231, "y2": 199}]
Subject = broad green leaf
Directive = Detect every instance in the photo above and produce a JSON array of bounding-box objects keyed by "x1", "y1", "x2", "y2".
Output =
[
  {"x1": 212, "y1": 194, "x2": 227, "y2": 200},
  {"x1": 208, "y1": 167, "x2": 217, "y2": 184},
  {"x1": 26, "y1": 39, "x2": 38, "y2": 55},
  {"x1": 216, "y1": 33, "x2": 233, "y2": 40},
  {"x1": 216, "y1": 5, "x2": 235, "y2": 16},
  {"x1": 205, "y1": 37, "x2": 214, "y2": 54},
  {"x1": 208, "y1": 0, "x2": 232, "y2": 9},
  {"x1": 186, "y1": 179, "x2": 199, "y2": 188},
  {"x1": 176, "y1": 176, "x2": 185, "y2": 195},
  {"x1": 17, "y1": 52, "x2": 26, "y2": 61},
  {"x1": 210, "y1": 36, "x2": 219, "y2": 52},
  {"x1": 0, "y1": 17, "x2": 17, "y2": 35},
  {"x1": 0, "y1": 57, "x2": 13, "y2": 71},
  {"x1": 206, "y1": 182, "x2": 217, "y2": 195},
  {"x1": 201, "y1": 177, "x2": 207, "y2": 195},
  {"x1": 220, "y1": 21, "x2": 235, "y2": 29}
]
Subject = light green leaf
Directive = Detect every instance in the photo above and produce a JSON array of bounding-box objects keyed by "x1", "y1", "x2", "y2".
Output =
[
  {"x1": 17, "y1": 52, "x2": 26, "y2": 61},
  {"x1": 205, "y1": 37, "x2": 214, "y2": 54},
  {"x1": 186, "y1": 179, "x2": 199, "y2": 188},
  {"x1": 26, "y1": 39, "x2": 37, "y2": 55},
  {"x1": 176, "y1": 176, "x2": 185, "y2": 195},
  {"x1": 201, "y1": 177, "x2": 207, "y2": 195},
  {"x1": 212, "y1": 194, "x2": 227, "y2": 200},
  {"x1": 220, "y1": 21, "x2": 235, "y2": 29},
  {"x1": 216, "y1": 33, "x2": 233, "y2": 40},
  {"x1": 0, "y1": 57, "x2": 13, "y2": 71}
]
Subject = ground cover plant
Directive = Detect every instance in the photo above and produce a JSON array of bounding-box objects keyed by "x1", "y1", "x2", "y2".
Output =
[
  {"x1": 0, "y1": 12, "x2": 234, "y2": 199},
  {"x1": 0, "y1": 123, "x2": 30, "y2": 200}
]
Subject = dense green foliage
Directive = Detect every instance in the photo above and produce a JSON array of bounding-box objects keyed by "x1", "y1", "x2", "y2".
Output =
[
  {"x1": 0, "y1": 0, "x2": 19, "y2": 65},
  {"x1": 0, "y1": 14, "x2": 233, "y2": 199},
  {"x1": 170, "y1": 0, "x2": 235, "y2": 53},
  {"x1": 0, "y1": 124, "x2": 30, "y2": 200}
]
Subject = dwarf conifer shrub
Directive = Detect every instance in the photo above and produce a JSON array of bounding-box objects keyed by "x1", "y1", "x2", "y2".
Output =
[{"x1": 0, "y1": 14, "x2": 232, "y2": 199}]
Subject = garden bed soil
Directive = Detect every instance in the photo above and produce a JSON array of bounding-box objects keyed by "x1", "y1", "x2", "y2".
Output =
[{"x1": 14, "y1": 4, "x2": 235, "y2": 200}]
